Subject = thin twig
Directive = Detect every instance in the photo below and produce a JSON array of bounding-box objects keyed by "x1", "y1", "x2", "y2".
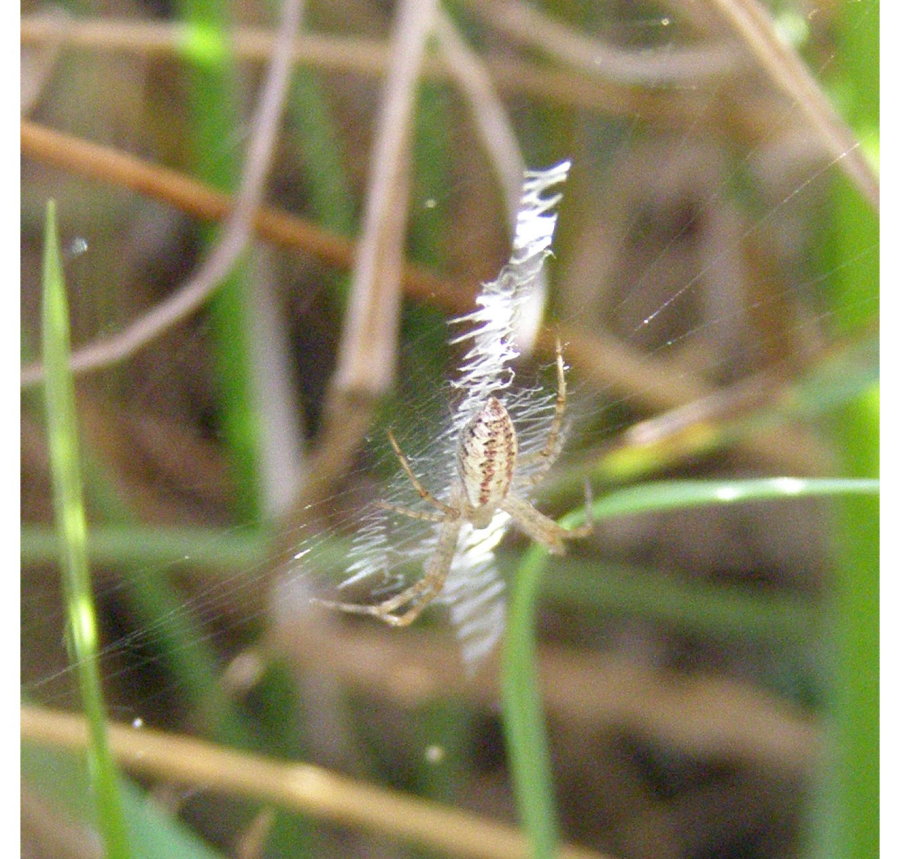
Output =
[
  {"x1": 290, "y1": 0, "x2": 439, "y2": 515},
  {"x1": 433, "y1": 11, "x2": 524, "y2": 231},
  {"x1": 21, "y1": 705, "x2": 611, "y2": 859},
  {"x1": 19, "y1": 15, "x2": 727, "y2": 121},
  {"x1": 20, "y1": 117, "x2": 761, "y2": 421},
  {"x1": 20, "y1": 122, "x2": 467, "y2": 338},
  {"x1": 22, "y1": 8, "x2": 740, "y2": 87},
  {"x1": 465, "y1": 0, "x2": 745, "y2": 86},
  {"x1": 23, "y1": 131, "x2": 826, "y2": 480},
  {"x1": 19, "y1": 112, "x2": 828, "y2": 479},
  {"x1": 21, "y1": 0, "x2": 304, "y2": 388},
  {"x1": 707, "y1": 0, "x2": 878, "y2": 210},
  {"x1": 433, "y1": 11, "x2": 548, "y2": 358},
  {"x1": 328, "y1": 0, "x2": 436, "y2": 400}
]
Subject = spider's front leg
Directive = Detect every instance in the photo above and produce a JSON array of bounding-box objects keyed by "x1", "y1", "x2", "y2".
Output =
[{"x1": 517, "y1": 339, "x2": 569, "y2": 484}]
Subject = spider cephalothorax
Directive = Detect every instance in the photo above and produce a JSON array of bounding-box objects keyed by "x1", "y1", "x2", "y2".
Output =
[{"x1": 313, "y1": 341, "x2": 591, "y2": 627}]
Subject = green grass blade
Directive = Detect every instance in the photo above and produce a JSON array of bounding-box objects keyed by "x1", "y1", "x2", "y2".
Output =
[
  {"x1": 808, "y1": 2, "x2": 879, "y2": 851},
  {"x1": 21, "y1": 520, "x2": 818, "y2": 650},
  {"x1": 21, "y1": 523, "x2": 264, "y2": 571},
  {"x1": 23, "y1": 740, "x2": 224, "y2": 859},
  {"x1": 41, "y1": 200, "x2": 131, "y2": 859},
  {"x1": 285, "y1": 67, "x2": 356, "y2": 311},
  {"x1": 536, "y1": 555, "x2": 817, "y2": 648},
  {"x1": 827, "y1": 388, "x2": 879, "y2": 857},
  {"x1": 502, "y1": 476, "x2": 879, "y2": 858},
  {"x1": 286, "y1": 67, "x2": 357, "y2": 239},
  {"x1": 177, "y1": 0, "x2": 262, "y2": 525},
  {"x1": 502, "y1": 550, "x2": 559, "y2": 859}
]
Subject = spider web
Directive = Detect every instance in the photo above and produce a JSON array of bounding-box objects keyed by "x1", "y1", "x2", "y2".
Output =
[
  {"x1": 20, "y1": 0, "x2": 878, "y2": 726},
  {"x1": 328, "y1": 163, "x2": 572, "y2": 668}
]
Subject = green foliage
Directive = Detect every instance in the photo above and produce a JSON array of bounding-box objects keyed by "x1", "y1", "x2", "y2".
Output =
[
  {"x1": 178, "y1": 0, "x2": 263, "y2": 524},
  {"x1": 41, "y1": 200, "x2": 131, "y2": 859},
  {"x1": 22, "y1": 741, "x2": 224, "y2": 859},
  {"x1": 503, "y1": 478, "x2": 879, "y2": 858}
]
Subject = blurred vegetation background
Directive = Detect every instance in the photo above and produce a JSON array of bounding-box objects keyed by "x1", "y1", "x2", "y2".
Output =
[{"x1": 21, "y1": 1, "x2": 877, "y2": 857}]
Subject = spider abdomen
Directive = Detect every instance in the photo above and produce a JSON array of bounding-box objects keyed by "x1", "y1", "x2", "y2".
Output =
[{"x1": 458, "y1": 397, "x2": 517, "y2": 525}]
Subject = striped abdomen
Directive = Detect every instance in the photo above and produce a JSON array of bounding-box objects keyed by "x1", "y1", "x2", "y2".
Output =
[{"x1": 457, "y1": 397, "x2": 517, "y2": 527}]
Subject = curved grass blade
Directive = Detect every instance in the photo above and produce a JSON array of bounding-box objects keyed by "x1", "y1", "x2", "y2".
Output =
[{"x1": 502, "y1": 476, "x2": 878, "y2": 858}]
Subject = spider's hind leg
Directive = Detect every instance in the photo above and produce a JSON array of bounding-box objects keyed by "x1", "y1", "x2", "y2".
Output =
[
  {"x1": 313, "y1": 517, "x2": 463, "y2": 627},
  {"x1": 312, "y1": 572, "x2": 441, "y2": 628}
]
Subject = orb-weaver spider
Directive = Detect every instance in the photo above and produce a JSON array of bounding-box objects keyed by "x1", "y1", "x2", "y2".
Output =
[{"x1": 314, "y1": 341, "x2": 592, "y2": 627}]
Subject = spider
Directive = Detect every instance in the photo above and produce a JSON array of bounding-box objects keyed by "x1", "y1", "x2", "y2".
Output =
[{"x1": 313, "y1": 341, "x2": 592, "y2": 627}]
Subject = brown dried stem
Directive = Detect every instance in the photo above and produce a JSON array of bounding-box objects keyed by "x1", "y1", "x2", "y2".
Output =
[
  {"x1": 21, "y1": 0, "x2": 305, "y2": 387},
  {"x1": 290, "y1": 0, "x2": 438, "y2": 515},
  {"x1": 21, "y1": 111, "x2": 820, "y2": 476},
  {"x1": 432, "y1": 11, "x2": 549, "y2": 356},
  {"x1": 20, "y1": 120, "x2": 469, "y2": 388},
  {"x1": 19, "y1": 15, "x2": 724, "y2": 122},
  {"x1": 433, "y1": 10, "x2": 524, "y2": 231},
  {"x1": 21, "y1": 705, "x2": 611, "y2": 859},
  {"x1": 707, "y1": 0, "x2": 878, "y2": 209},
  {"x1": 466, "y1": 0, "x2": 745, "y2": 86}
]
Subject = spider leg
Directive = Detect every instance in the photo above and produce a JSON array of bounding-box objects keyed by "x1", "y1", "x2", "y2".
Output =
[
  {"x1": 313, "y1": 517, "x2": 462, "y2": 627},
  {"x1": 376, "y1": 562, "x2": 449, "y2": 627},
  {"x1": 517, "y1": 338, "x2": 568, "y2": 484},
  {"x1": 375, "y1": 499, "x2": 445, "y2": 523},
  {"x1": 387, "y1": 429, "x2": 459, "y2": 516},
  {"x1": 311, "y1": 583, "x2": 431, "y2": 627},
  {"x1": 501, "y1": 491, "x2": 591, "y2": 555}
]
